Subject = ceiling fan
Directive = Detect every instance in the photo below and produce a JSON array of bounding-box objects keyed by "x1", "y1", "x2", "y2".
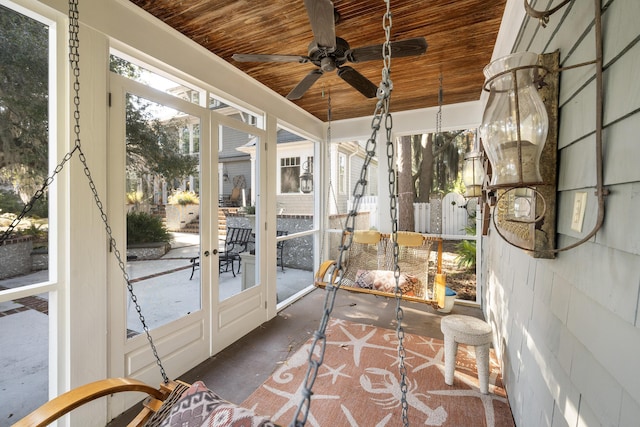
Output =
[{"x1": 231, "y1": 0, "x2": 428, "y2": 100}]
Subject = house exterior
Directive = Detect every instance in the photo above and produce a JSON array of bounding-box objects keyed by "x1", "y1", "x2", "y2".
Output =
[
  {"x1": 480, "y1": 1, "x2": 640, "y2": 425},
  {"x1": 0, "y1": 1, "x2": 638, "y2": 426}
]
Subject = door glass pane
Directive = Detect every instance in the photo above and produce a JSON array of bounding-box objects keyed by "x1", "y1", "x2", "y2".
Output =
[
  {"x1": 0, "y1": 5, "x2": 51, "y2": 422},
  {"x1": 124, "y1": 93, "x2": 201, "y2": 336},
  {"x1": 218, "y1": 125, "x2": 258, "y2": 301}
]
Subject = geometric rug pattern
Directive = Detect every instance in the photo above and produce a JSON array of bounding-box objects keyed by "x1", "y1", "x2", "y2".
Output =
[{"x1": 242, "y1": 318, "x2": 515, "y2": 426}]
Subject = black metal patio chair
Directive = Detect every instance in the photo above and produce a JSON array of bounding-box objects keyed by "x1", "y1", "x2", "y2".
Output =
[{"x1": 189, "y1": 226, "x2": 253, "y2": 279}]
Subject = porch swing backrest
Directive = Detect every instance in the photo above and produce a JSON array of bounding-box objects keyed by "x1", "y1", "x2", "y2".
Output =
[{"x1": 314, "y1": 230, "x2": 443, "y2": 304}]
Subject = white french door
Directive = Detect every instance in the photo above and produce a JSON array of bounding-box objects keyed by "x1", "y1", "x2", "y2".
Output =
[
  {"x1": 107, "y1": 74, "x2": 212, "y2": 415},
  {"x1": 107, "y1": 73, "x2": 270, "y2": 415}
]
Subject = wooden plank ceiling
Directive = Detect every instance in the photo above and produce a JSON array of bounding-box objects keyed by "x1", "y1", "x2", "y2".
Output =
[{"x1": 128, "y1": 0, "x2": 507, "y2": 122}]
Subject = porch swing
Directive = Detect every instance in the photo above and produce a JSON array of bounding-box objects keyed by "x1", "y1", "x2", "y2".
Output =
[
  {"x1": 313, "y1": 68, "x2": 446, "y2": 309},
  {"x1": 10, "y1": 1, "x2": 429, "y2": 426}
]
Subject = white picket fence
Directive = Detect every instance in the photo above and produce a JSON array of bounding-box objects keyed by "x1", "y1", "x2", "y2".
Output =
[
  {"x1": 413, "y1": 202, "x2": 431, "y2": 233},
  {"x1": 350, "y1": 192, "x2": 470, "y2": 235},
  {"x1": 413, "y1": 193, "x2": 469, "y2": 235}
]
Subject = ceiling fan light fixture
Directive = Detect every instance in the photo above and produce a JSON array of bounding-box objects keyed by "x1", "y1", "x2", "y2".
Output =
[{"x1": 320, "y1": 57, "x2": 336, "y2": 72}]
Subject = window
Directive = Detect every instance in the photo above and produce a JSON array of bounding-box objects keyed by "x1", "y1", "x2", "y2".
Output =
[
  {"x1": 209, "y1": 94, "x2": 264, "y2": 129},
  {"x1": 281, "y1": 157, "x2": 301, "y2": 193},
  {"x1": 0, "y1": 2, "x2": 54, "y2": 420},
  {"x1": 110, "y1": 52, "x2": 203, "y2": 105}
]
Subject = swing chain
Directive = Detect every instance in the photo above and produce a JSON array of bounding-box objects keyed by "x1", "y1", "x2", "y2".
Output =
[
  {"x1": 291, "y1": 1, "x2": 408, "y2": 426},
  {"x1": 68, "y1": 0, "x2": 169, "y2": 384}
]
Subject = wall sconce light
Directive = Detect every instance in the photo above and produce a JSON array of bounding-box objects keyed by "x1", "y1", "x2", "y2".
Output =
[
  {"x1": 479, "y1": 50, "x2": 559, "y2": 257},
  {"x1": 462, "y1": 148, "x2": 485, "y2": 199},
  {"x1": 300, "y1": 159, "x2": 313, "y2": 194},
  {"x1": 223, "y1": 168, "x2": 229, "y2": 182},
  {"x1": 480, "y1": 51, "x2": 548, "y2": 189},
  {"x1": 480, "y1": 0, "x2": 606, "y2": 256}
]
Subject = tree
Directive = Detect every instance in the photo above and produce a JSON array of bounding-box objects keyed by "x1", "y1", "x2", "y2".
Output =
[
  {"x1": 0, "y1": 6, "x2": 49, "y2": 202},
  {"x1": 397, "y1": 135, "x2": 414, "y2": 231},
  {"x1": 0, "y1": 13, "x2": 199, "y2": 212},
  {"x1": 125, "y1": 94, "x2": 198, "y2": 187},
  {"x1": 432, "y1": 130, "x2": 463, "y2": 194},
  {"x1": 413, "y1": 133, "x2": 433, "y2": 202}
]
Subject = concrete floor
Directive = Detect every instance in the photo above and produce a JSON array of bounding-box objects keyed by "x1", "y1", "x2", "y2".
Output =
[{"x1": 108, "y1": 288, "x2": 484, "y2": 426}]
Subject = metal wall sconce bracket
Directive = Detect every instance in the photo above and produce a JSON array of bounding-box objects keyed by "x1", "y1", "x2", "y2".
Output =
[
  {"x1": 512, "y1": 0, "x2": 607, "y2": 257},
  {"x1": 524, "y1": 0, "x2": 572, "y2": 27},
  {"x1": 489, "y1": 51, "x2": 560, "y2": 258}
]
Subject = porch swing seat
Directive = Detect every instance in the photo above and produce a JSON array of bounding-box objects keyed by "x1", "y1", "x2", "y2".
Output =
[
  {"x1": 315, "y1": 230, "x2": 446, "y2": 306},
  {"x1": 15, "y1": 378, "x2": 281, "y2": 427}
]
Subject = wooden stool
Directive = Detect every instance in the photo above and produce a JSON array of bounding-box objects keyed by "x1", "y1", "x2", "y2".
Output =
[{"x1": 440, "y1": 314, "x2": 493, "y2": 394}]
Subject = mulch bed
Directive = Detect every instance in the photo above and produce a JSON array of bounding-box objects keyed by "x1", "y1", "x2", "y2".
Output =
[{"x1": 438, "y1": 240, "x2": 477, "y2": 301}]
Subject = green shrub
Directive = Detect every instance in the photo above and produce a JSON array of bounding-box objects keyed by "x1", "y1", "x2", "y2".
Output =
[
  {"x1": 0, "y1": 190, "x2": 23, "y2": 214},
  {"x1": 127, "y1": 211, "x2": 171, "y2": 244},
  {"x1": 454, "y1": 239, "x2": 476, "y2": 269},
  {"x1": 454, "y1": 224, "x2": 476, "y2": 269},
  {"x1": 167, "y1": 190, "x2": 199, "y2": 206}
]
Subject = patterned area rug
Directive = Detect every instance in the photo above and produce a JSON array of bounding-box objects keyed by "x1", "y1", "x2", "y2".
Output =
[{"x1": 241, "y1": 318, "x2": 514, "y2": 426}]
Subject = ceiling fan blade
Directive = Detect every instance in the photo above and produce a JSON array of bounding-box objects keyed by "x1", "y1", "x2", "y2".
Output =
[
  {"x1": 337, "y1": 66, "x2": 378, "y2": 98},
  {"x1": 348, "y1": 37, "x2": 428, "y2": 63},
  {"x1": 287, "y1": 69, "x2": 324, "y2": 100},
  {"x1": 304, "y1": 0, "x2": 336, "y2": 51},
  {"x1": 232, "y1": 53, "x2": 310, "y2": 64}
]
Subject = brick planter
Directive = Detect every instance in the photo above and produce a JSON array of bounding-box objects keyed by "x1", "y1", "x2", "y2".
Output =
[{"x1": 126, "y1": 242, "x2": 171, "y2": 260}]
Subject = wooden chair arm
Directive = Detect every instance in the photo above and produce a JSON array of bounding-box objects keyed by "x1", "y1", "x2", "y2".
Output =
[
  {"x1": 315, "y1": 259, "x2": 337, "y2": 285},
  {"x1": 14, "y1": 378, "x2": 167, "y2": 427}
]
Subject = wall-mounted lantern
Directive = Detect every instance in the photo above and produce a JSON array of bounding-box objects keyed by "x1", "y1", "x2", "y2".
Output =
[
  {"x1": 479, "y1": 50, "x2": 559, "y2": 257},
  {"x1": 480, "y1": 51, "x2": 548, "y2": 189},
  {"x1": 479, "y1": 0, "x2": 606, "y2": 256},
  {"x1": 300, "y1": 160, "x2": 313, "y2": 194},
  {"x1": 462, "y1": 149, "x2": 485, "y2": 198}
]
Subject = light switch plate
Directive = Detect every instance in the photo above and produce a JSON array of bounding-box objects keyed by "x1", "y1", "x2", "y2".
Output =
[{"x1": 571, "y1": 191, "x2": 587, "y2": 232}]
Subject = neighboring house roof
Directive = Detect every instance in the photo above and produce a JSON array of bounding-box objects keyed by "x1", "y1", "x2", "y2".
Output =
[{"x1": 241, "y1": 128, "x2": 308, "y2": 150}]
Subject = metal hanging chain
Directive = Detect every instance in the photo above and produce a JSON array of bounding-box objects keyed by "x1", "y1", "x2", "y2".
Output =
[
  {"x1": 0, "y1": 150, "x2": 78, "y2": 245},
  {"x1": 291, "y1": 1, "x2": 409, "y2": 426},
  {"x1": 325, "y1": 90, "x2": 345, "y2": 229},
  {"x1": 436, "y1": 73, "x2": 443, "y2": 138},
  {"x1": 320, "y1": 89, "x2": 344, "y2": 258},
  {"x1": 382, "y1": 8, "x2": 410, "y2": 425}
]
